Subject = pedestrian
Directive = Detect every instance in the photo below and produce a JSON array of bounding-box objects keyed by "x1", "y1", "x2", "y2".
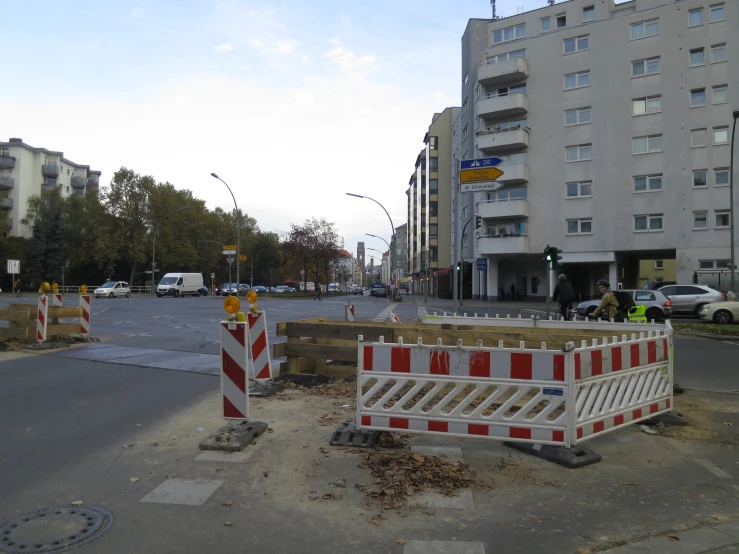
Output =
[
  {"x1": 510, "y1": 283, "x2": 516, "y2": 300},
  {"x1": 314, "y1": 284, "x2": 322, "y2": 301},
  {"x1": 14, "y1": 279, "x2": 21, "y2": 297},
  {"x1": 552, "y1": 274, "x2": 575, "y2": 320},
  {"x1": 589, "y1": 280, "x2": 633, "y2": 322},
  {"x1": 497, "y1": 287, "x2": 504, "y2": 301}
]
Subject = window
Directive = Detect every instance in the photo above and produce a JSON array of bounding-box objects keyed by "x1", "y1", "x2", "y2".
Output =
[
  {"x1": 693, "y1": 211, "x2": 708, "y2": 229},
  {"x1": 429, "y1": 224, "x2": 438, "y2": 237},
  {"x1": 632, "y1": 57, "x2": 660, "y2": 77},
  {"x1": 715, "y1": 169, "x2": 729, "y2": 187},
  {"x1": 632, "y1": 96, "x2": 661, "y2": 115},
  {"x1": 462, "y1": 97, "x2": 468, "y2": 115},
  {"x1": 540, "y1": 16, "x2": 551, "y2": 32},
  {"x1": 631, "y1": 19, "x2": 659, "y2": 39},
  {"x1": 566, "y1": 181, "x2": 592, "y2": 198},
  {"x1": 715, "y1": 210, "x2": 730, "y2": 228},
  {"x1": 693, "y1": 170, "x2": 707, "y2": 188},
  {"x1": 556, "y1": 14, "x2": 566, "y2": 28},
  {"x1": 567, "y1": 218, "x2": 592, "y2": 235},
  {"x1": 634, "y1": 214, "x2": 663, "y2": 232},
  {"x1": 714, "y1": 127, "x2": 729, "y2": 144},
  {"x1": 689, "y1": 8, "x2": 703, "y2": 26},
  {"x1": 429, "y1": 136, "x2": 438, "y2": 150},
  {"x1": 689, "y1": 48, "x2": 705, "y2": 66},
  {"x1": 634, "y1": 174, "x2": 662, "y2": 192},
  {"x1": 690, "y1": 89, "x2": 706, "y2": 107},
  {"x1": 564, "y1": 70, "x2": 590, "y2": 89},
  {"x1": 565, "y1": 107, "x2": 591, "y2": 125},
  {"x1": 710, "y1": 4, "x2": 725, "y2": 22},
  {"x1": 565, "y1": 144, "x2": 592, "y2": 162},
  {"x1": 462, "y1": 125, "x2": 468, "y2": 140},
  {"x1": 636, "y1": 291, "x2": 657, "y2": 302},
  {"x1": 711, "y1": 44, "x2": 726, "y2": 63},
  {"x1": 429, "y1": 179, "x2": 438, "y2": 191},
  {"x1": 632, "y1": 135, "x2": 662, "y2": 154},
  {"x1": 654, "y1": 261, "x2": 664, "y2": 270},
  {"x1": 583, "y1": 6, "x2": 595, "y2": 22},
  {"x1": 691, "y1": 129, "x2": 707, "y2": 148},
  {"x1": 713, "y1": 85, "x2": 728, "y2": 104},
  {"x1": 493, "y1": 23, "x2": 526, "y2": 44},
  {"x1": 563, "y1": 35, "x2": 589, "y2": 54},
  {"x1": 462, "y1": 233, "x2": 468, "y2": 248},
  {"x1": 429, "y1": 158, "x2": 438, "y2": 170}
]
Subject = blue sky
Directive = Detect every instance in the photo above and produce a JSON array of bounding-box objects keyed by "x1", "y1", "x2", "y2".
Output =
[{"x1": 2, "y1": 0, "x2": 555, "y2": 265}]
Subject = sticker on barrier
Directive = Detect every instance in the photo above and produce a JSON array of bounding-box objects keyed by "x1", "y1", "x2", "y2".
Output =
[
  {"x1": 220, "y1": 322, "x2": 249, "y2": 420},
  {"x1": 247, "y1": 311, "x2": 272, "y2": 382}
]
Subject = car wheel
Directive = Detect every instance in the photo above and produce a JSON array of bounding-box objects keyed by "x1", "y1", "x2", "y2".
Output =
[
  {"x1": 174, "y1": 290, "x2": 180, "y2": 298},
  {"x1": 156, "y1": 293, "x2": 162, "y2": 298},
  {"x1": 695, "y1": 304, "x2": 707, "y2": 316},
  {"x1": 125, "y1": 291, "x2": 131, "y2": 298},
  {"x1": 196, "y1": 290, "x2": 201, "y2": 297},
  {"x1": 713, "y1": 310, "x2": 733, "y2": 324},
  {"x1": 109, "y1": 292, "x2": 114, "y2": 299},
  {"x1": 645, "y1": 307, "x2": 662, "y2": 322}
]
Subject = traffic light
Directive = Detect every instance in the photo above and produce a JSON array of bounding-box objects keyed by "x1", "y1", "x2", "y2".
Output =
[
  {"x1": 475, "y1": 214, "x2": 482, "y2": 230},
  {"x1": 544, "y1": 245, "x2": 552, "y2": 268},
  {"x1": 551, "y1": 247, "x2": 563, "y2": 270}
]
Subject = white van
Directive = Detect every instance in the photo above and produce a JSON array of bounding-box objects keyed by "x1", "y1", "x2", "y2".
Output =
[{"x1": 157, "y1": 273, "x2": 204, "y2": 297}]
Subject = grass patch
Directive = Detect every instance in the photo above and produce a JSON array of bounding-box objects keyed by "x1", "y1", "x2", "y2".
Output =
[{"x1": 672, "y1": 322, "x2": 739, "y2": 336}]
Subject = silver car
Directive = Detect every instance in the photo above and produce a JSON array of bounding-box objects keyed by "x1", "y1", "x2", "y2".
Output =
[
  {"x1": 656, "y1": 284, "x2": 726, "y2": 315},
  {"x1": 576, "y1": 289, "x2": 673, "y2": 322}
]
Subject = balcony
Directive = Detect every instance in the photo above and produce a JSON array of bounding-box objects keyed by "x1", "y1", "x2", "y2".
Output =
[
  {"x1": 71, "y1": 175, "x2": 86, "y2": 189},
  {"x1": 0, "y1": 198, "x2": 13, "y2": 210},
  {"x1": 0, "y1": 176, "x2": 14, "y2": 190},
  {"x1": 42, "y1": 163, "x2": 59, "y2": 177},
  {"x1": 478, "y1": 235, "x2": 530, "y2": 255},
  {"x1": 477, "y1": 127, "x2": 529, "y2": 153},
  {"x1": 478, "y1": 57, "x2": 529, "y2": 87},
  {"x1": 479, "y1": 199, "x2": 529, "y2": 220},
  {"x1": 0, "y1": 154, "x2": 16, "y2": 169},
  {"x1": 42, "y1": 182, "x2": 58, "y2": 193},
  {"x1": 476, "y1": 91, "x2": 528, "y2": 119},
  {"x1": 497, "y1": 162, "x2": 529, "y2": 184}
]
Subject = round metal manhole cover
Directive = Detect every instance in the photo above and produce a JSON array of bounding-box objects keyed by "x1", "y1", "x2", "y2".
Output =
[{"x1": 0, "y1": 505, "x2": 113, "y2": 553}]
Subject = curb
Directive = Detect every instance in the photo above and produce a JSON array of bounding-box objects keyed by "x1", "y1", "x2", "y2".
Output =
[
  {"x1": 597, "y1": 521, "x2": 739, "y2": 553},
  {"x1": 675, "y1": 330, "x2": 739, "y2": 341}
]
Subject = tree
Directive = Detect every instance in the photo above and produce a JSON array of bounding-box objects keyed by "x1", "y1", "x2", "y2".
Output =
[
  {"x1": 27, "y1": 219, "x2": 46, "y2": 286},
  {"x1": 251, "y1": 232, "x2": 283, "y2": 288}
]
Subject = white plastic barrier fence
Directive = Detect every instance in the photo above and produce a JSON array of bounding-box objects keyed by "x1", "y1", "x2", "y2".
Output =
[{"x1": 52, "y1": 293, "x2": 63, "y2": 307}]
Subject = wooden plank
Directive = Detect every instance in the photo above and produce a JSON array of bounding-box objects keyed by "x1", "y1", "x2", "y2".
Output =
[
  {"x1": 277, "y1": 317, "x2": 328, "y2": 337},
  {"x1": 327, "y1": 338, "x2": 357, "y2": 347},
  {"x1": 286, "y1": 336, "x2": 300, "y2": 373},
  {"x1": 273, "y1": 341, "x2": 287, "y2": 359},
  {"x1": 279, "y1": 362, "x2": 287, "y2": 376},
  {"x1": 0, "y1": 327, "x2": 29, "y2": 340},
  {"x1": 47, "y1": 323, "x2": 82, "y2": 336},
  {"x1": 285, "y1": 342, "x2": 358, "y2": 363},
  {"x1": 314, "y1": 338, "x2": 328, "y2": 376},
  {"x1": 325, "y1": 365, "x2": 356, "y2": 378},
  {"x1": 48, "y1": 307, "x2": 82, "y2": 318},
  {"x1": 285, "y1": 321, "x2": 396, "y2": 341},
  {"x1": 0, "y1": 309, "x2": 33, "y2": 322}
]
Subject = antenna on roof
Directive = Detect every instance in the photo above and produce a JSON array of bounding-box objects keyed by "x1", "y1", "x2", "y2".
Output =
[
  {"x1": 547, "y1": 0, "x2": 555, "y2": 5},
  {"x1": 491, "y1": 0, "x2": 497, "y2": 19}
]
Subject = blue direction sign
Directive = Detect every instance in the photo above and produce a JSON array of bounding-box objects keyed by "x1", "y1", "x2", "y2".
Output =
[{"x1": 460, "y1": 157, "x2": 503, "y2": 170}]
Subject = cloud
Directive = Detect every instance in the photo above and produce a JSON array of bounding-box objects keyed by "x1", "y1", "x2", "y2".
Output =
[
  {"x1": 323, "y1": 41, "x2": 378, "y2": 77},
  {"x1": 214, "y1": 43, "x2": 234, "y2": 53},
  {"x1": 128, "y1": 6, "x2": 148, "y2": 20},
  {"x1": 251, "y1": 38, "x2": 298, "y2": 55}
]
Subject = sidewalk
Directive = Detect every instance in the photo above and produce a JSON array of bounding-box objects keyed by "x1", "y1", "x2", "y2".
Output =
[
  {"x1": 600, "y1": 521, "x2": 739, "y2": 553},
  {"x1": 411, "y1": 296, "x2": 547, "y2": 311}
]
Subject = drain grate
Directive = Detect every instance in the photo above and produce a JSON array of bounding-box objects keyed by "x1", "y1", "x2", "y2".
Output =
[{"x1": 0, "y1": 505, "x2": 113, "y2": 553}]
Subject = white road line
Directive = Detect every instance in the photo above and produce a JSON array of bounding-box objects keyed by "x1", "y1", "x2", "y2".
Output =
[
  {"x1": 417, "y1": 305, "x2": 427, "y2": 318},
  {"x1": 695, "y1": 459, "x2": 732, "y2": 479},
  {"x1": 372, "y1": 303, "x2": 399, "y2": 322},
  {"x1": 722, "y1": 341, "x2": 739, "y2": 346}
]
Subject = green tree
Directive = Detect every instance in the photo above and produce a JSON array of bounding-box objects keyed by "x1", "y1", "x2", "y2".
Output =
[
  {"x1": 27, "y1": 219, "x2": 46, "y2": 286},
  {"x1": 252, "y1": 231, "x2": 283, "y2": 288}
]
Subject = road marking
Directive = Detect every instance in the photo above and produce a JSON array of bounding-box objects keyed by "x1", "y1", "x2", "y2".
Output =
[
  {"x1": 417, "y1": 306, "x2": 427, "y2": 319},
  {"x1": 140, "y1": 478, "x2": 223, "y2": 506},
  {"x1": 123, "y1": 333, "x2": 152, "y2": 337},
  {"x1": 372, "y1": 303, "x2": 398, "y2": 322},
  {"x1": 722, "y1": 341, "x2": 739, "y2": 346},
  {"x1": 695, "y1": 459, "x2": 732, "y2": 479}
]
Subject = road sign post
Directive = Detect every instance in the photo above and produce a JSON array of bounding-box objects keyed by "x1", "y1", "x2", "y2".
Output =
[{"x1": 7, "y1": 259, "x2": 20, "y2": 295}]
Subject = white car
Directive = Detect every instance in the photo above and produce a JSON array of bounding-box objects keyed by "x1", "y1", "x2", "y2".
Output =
[
  {"x1": 94, "y1": 281, "x2": 131, "y2": 298},
  {"x1": 698, "y1": 301, "x2": 739, "y2": 324}
]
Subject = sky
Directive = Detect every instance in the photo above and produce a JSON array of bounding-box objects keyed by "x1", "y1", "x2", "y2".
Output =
[{"x1": 1, "y1": 0, "x2": 561, "y2": 265}]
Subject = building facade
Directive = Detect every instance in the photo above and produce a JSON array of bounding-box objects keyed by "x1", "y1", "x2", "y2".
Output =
[
  {"x1": 0, "y1": 137, "x2": 101, "y2": 237},
  {"x1": 453, "y1": 0, "x2": 737, "y2": 301},
  {"x1": 356, "y1": 241, "x2": 366, "y2": 275}
]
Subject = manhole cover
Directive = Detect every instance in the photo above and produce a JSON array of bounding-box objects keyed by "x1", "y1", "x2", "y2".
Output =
[{"x1": 0, "y1": 505, "x2": 113, "y2": 553}]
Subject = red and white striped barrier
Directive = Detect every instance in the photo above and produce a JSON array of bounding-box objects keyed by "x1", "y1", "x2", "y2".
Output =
[
  {"x1": 345, "y1": 304, "x2": 355, "y2": 321},
  {"x1": 80, "y1": 295, "x2": 91, "y2": 335},
  {"x1": 52, "y1": 293, "x2": 63, "y2": 307},
  {"x1": 387, "y1": 311, "x2": 401, "y2": 324},
  {"x1": 574, "y1": 335, "x2": 668, "y2": 379},
  {"x1": 247, "y1": 311, "x2": 272, "y2": 382},
  {"x1": 37, "y1": 296, "x2": 48, "y2": 342},
  {"x1": 220, "y1": 321, "x2": 249, "y2": 420}
]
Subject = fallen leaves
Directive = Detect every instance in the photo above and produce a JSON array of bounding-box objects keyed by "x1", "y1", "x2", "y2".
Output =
[
  {"x1": 575, "y1": 548, "x2": 591, "y2": 554},
  {"x1": 396, "y1": 539, "x2": 407, "y2": 545},
  {"x1": 667, "y1": 533, "x2": 680, "y2": 541},
  {"x1": 375, "y1": 432, "x2": 409, "y2": 449},
  {"x1": 71, "y1": 501, "x2": 84, "y2": 506},
  {"x1": 322, "y1": 491, "x2": 343, "y2": 500},
  {"x1": 122, "y1": 442, "x2": 136, "y2": 448},
  {"x1": 622, "y1": 482, "x2": 639, "y2": 486},
  {"x1": 263, "y1": 471, "x2": 269, "y2": 478},
  {"x1": 534, "y1": 480, "x2": 566, "y2": 489},
  {"x1": 129, "y1": 477, "x2": 140, "y2": 483},
  {"x1": 331, "y1": 479, "x2": 347, "y2": 488},
  {"x1": 647, "y1": 460, "x2": 662, "y2": 466},
  {"x1": 367, "y1": 514, "x2": 383, "y2": 526},
  {"x1": 711, "y1": 514, "x2": 730, "y2": 522},
  {"x1": 166, "y1": 474, "x2": 177, "y2": 479},
  {"x1": 222, "y1": 500, "x2": 234, "y2": 507}
]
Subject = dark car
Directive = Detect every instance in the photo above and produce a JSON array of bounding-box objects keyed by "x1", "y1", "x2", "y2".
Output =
[
  {"x1": 352, "y1": 286, "x2": 365, "y2": 295},
  {"x1": 370, "y1": 283, "x2": 387, "y2": 297},
  {"x1": 199, "y1": 286, "x2": 209, "y2": 296}
]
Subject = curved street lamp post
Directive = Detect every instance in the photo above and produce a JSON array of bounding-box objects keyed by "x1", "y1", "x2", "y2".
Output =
[
  {"x1": 211, "y1": 173, "x2": 241, "y2": 291},
  {"x1": 347, "y1": 193, "x2": 396, "y2": 284},
  {"x1": 152, "y1": 206, "x2": 189, "y2": 295}
]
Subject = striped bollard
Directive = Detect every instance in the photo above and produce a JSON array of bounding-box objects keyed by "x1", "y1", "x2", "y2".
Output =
[
  {"x1": 80, "y1": 295, "x2": 91, "y2": 335},
  {"x1": 52, "y1": 293, "x2": 63, "y2": 307},
  {"x1": 345, "y1": 304, "x2": 355, "y2": 321},
  {"x1": 387, "y1": 311, "x2": 401, "y2": 324},
  {"x1": 37, "y1": 296, "x2": 48, "y2": 342},
  {"x1": 220, "y1": 321, "x2": 249, "y2": 419},
  {"x1": 247, "y1": 311, "x2": 272, "y2": 382}
]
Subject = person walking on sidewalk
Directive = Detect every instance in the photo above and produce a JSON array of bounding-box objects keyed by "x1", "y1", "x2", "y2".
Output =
[
  {"x1": 552, "y1": 274, "x2": 575, "y2": 320},
  {"x1": 314, "y1": 284, "x2": 322, "y2": 301},
  {"x1": 14, "y1": 279, "x2": 22, "y2": 297}
]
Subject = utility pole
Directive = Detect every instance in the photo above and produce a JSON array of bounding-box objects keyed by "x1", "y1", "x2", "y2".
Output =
[{"x1": 453, "y1": 157, "x2": 461, "y2": 314}]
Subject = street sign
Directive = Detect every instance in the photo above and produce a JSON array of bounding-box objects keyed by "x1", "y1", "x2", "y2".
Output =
[
  {"x1": 460, "y1": 157, "x2": 503, "y2": 170},
  {"x1": 240, "y1": 255, "x2": 247, "y2": 262},
  {"x1": 461, "y1": 181, "x2": 504, "y2": 193},
  {"x1": 226, "y1": 257, "x2": 235, "y2": 266},
  {"x1": 6, "y1": 259, "x2": 20, "y2": 274},
  {"x1": 223, "y1": 245, "x2": 237, "y2": 250},
  {"x1": 211, "y1": 273, "x2": 215, "y2": 279},
  {"x1": 476, "y1": 258, "x2": 488, "y2": 271},
  {"x1": 300, "y1": 269, "x2": 305, "y2": 276},
  {"x1": 222, "y1": 249, "x2": 236, "y2": 255},
  {"x1": 460, "y1": 167, "x2": 504, "y2": 183}
]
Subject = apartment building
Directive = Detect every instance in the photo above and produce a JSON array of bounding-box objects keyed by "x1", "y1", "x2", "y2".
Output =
[
  {"x1": 406, "y1": 107, "x2": 460, "y2": 297},
  {"x1": 452, "y1": 0, "x2": 736, "y2": 300},
  {"x1": 0, "y1": 138, "x2": 101, "y2": 237},
  {"x1": 392, "y1": 223, "x2": 408, "y2": 278}
]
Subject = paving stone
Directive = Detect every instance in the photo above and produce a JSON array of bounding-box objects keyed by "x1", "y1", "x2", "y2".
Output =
[{"x1": 140, "y1": 478, "x2": 223, "y2": 506}]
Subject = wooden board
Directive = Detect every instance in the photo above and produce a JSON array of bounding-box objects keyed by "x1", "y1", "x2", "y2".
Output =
[
  {"x1": 285, "y1": 321, "x2": 396, "y2": 342},
  {"x1": 0, "y1": 327, "x2": 29, "y2": 340},
  {"x1": 0, "y1": 309, "x2": 33, "y2": 322},
  {"x1": 48, "y1": 307, "x2": 82, "y2": 318},
  {"x1": 47, "y1": 323, "x2": 82, "y2": 336},
  {"x1": 284, "y1": 342, "x2": 358, "y2": 363},
  {"x1": 325, "y1": 365, "x2": 356, "y2": 378},
  {"x1": 277, "y1": 317, "x2": 327, "y2": 337}
]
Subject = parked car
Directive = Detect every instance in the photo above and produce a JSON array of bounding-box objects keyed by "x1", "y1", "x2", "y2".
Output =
[
  {"x1": 370, "y1": 283, "x2": 387, "y2": 297},
  {"x1": 273, "y1": 285, "x2": 289, "y2": 293},
  {"x1": 576, "y1": 289, "x2": 672, "y2": 322},
  {"x1": 198, "y1": 286, "x2": 209, "y2": 296},
  {"x1": 642, "y1": 280, "x2": 676, "y2": 291},
  {"x1": 217, "y1": 283, "x2": 239, "y2": 296},
  {"x1": 94, "y1": 281, "x2": 131, "y2": 299},
  {"x1": 251, "y1": 286, "x2": 268, "y2": 293},
  {"x1": 698, "y1": 301, "x2": 739, "y2": 324},
  {"x1": 352, "y1": 286, "x2": 364, "y2": 295},
  {"x1": 656, "y1": 284, "x2": 726, "y2": 315},
  {"x1": 284, "y1": 287, "x2": 297, "y2": 293}
]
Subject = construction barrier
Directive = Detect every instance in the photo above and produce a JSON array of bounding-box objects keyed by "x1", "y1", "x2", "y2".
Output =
[
  {"x1": 52, "y1": 293, "x2": 63, "y2": 307},
  {"x1": 423, "y1": 312, "x2": 667, "y2": 332},
  {"x1": 37, "y1": 296, "x2": 48, "y2": 342},
  {"x1": 387, "y1": 311, "x2": 401, "y2": 324},
  {"x1": 220, "y1": 321, "x2": 249, "y2": 420},
  {"x1": 345, "y1": 304, "x2": 355, "y2": 321},
  {"x1": 247, "y1": 311, "x2": 272, "y2": 382},
  {"x1": 80, "y1": 295, "x2": 91, "y2": 335}
]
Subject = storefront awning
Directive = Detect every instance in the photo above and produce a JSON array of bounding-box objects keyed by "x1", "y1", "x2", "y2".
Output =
[{"x1": 436, "y1": 266, "x2": 454, "y2": 276}]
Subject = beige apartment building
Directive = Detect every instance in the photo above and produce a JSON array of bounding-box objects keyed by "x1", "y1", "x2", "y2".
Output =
[
  {"x1": 452, "y1": 0, "x2": 737, "y2": 300},
  {"x1": 406, "y1": 107, "x2": 460, "y2": 297},
  {"x1": 0, "y1": 137, "x2": 101, "y2": 237}
]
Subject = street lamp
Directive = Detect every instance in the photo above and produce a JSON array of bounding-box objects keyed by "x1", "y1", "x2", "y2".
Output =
[
  {"x1": 152, "y1": 206, "x2": 189, "y2": 294},
  {"x1": 366, "y1": 233, "x2": 390, "y2": 250},
  {"x1": 211, "y1": 173, "x2": 241, "y2": 291},
  {"x1": 347, "y1": 193, "x2": 396, "y2": 276},
  {"x1": 729, "y1": 110, "x2": 739, "y2": 294}
]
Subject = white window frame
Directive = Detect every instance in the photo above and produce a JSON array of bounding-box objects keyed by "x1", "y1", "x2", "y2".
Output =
[
  {"x1": 563, "y1": 35, "x2": 589, "y2": 54},
  {"x1": 633, "y1": 174, "x2": 662, "y2": 193},
  {"x1": 690, "y1": 88, "x2": 706, "y2": 107},
  {"x1": 493, "y1": 23, "x2": 526, "y2": 44},
  {"x1": 630, "y1": 19, "x2": 659, "y2": 40},
  {"x1": 566, "y1": 181, "x2": 592, "y2": 198},
  {"x1": 564, "y1": 107, "x2": 591, "y2": 126},
  {"x1": 711, "y1": 44, "x2": 727, "y2": 63},
  {"x1": 540, "y1": 16, "x2": 551, "y2": 33},
  {"x1": 691, "y1": 128, "x2": 708, "y2": 148},
  {"x1": 714, "y1": 126, "x2": 729, "y2": 145},
  {"x1": 564, "y1": 70, "x2": 590, "y2": 90},
  {"x1": 654, "y1": 260, "x2": 664, "y2": 270},
  {"x1": 631, "y1": 57, "x2": 660, "y2": 77},
  {"x1": 688, "y1": 8, "x2": 703, "y2": 26},
  {"x1": 565, "y1": 144, "x2": 592, "y2": 162},
  {"x1": 462, "y1": 206, "x2": 468, "y2": 219},
  {"x1": 715, "y1": 168, "x2": 730, "y2": 187},
  {"x1": 583, "y1": 6, "x2": 595, "y2": 22},
  {"x1": 632, "y1": 95, "x2": 661, "y2": 115},
  {"x1": 715, "y1": 210, "x2": 731, "y2": 229},
  {"x1": 693, "y1": 211, "x2": 708, "y2": 230},
  {"x1": 693, "y1": 169, "x2": 708, "y2": 188},
  {"x1": 689, "y1": 48, "x2": 705, "y2": 67},
  {"x1": 566, "y1": 218, "x2": 593, "y2": 235},
  {"x1": 712, "y1": 85, "x2": 728, "y2": 104},
  {"x1": 709, "y1": 3, "x2": 725, "y2": 23},
  {"x1": 462, "y1": 97, "x2": 468, "y2": 115},
  {"x1": 632, "y1": 135, "x2": 663, "y2": 155},
  {"x1": 634, "y1": 214, "x2": 663, "y2": 233}
]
